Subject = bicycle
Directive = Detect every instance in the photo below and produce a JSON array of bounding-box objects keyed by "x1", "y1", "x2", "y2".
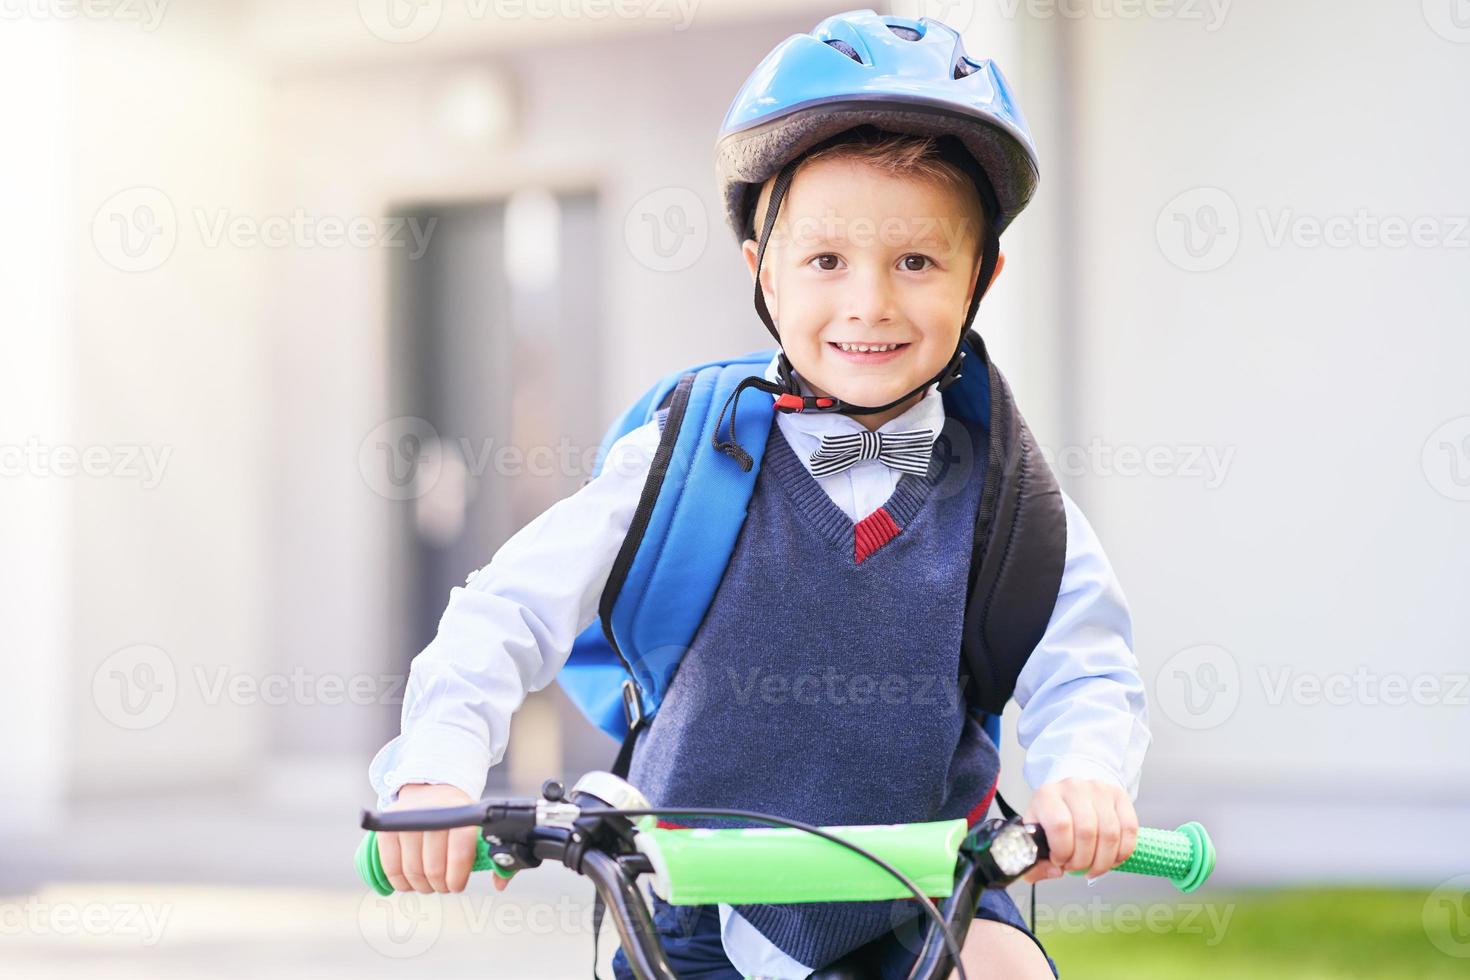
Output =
[{"x1": 356, "y1": 771, "x2": 1215, "y2": 980}]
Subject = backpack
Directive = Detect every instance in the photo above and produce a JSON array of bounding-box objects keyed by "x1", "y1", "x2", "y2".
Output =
[{"x1": 556, "y1": 330, "x2": 1067, "y2": 778}]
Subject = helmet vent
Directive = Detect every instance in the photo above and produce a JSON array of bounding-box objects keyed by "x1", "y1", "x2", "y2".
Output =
[
  {"x1": 886, "y1": 24, "x2": 922, "y2": 41},
  {"x1": 953, "y1": 58, "x2": 977, "y2": 79},
  {"x1": 824, "y1": 39, "x2": 862, "y2": 63}
]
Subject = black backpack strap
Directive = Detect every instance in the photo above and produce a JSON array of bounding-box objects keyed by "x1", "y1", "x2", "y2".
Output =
[
  {"x1": 611, "y1": 680, "x2": 645, "y2": 780},
  {"x1": 959, "y1": 332, "x2": 1068, "y2": 716}
]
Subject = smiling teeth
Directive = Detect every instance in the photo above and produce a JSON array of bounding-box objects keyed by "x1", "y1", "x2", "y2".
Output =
[{"x1": 836, "y1": 343, "x2": 901, "y2": 352}]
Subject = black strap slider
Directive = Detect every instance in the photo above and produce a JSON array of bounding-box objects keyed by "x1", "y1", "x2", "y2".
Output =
[{"x1": 620, "y1": 678, "x2": 644, "y2": 733}]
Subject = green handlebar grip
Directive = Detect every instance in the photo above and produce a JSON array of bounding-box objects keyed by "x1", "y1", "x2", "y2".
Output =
[
  {"x1": 354, "y1": 830, "x2": 507, "y2": 896},
  {"x1": 1108, "y1": 822, "x2": 1215, "y2": 892}
]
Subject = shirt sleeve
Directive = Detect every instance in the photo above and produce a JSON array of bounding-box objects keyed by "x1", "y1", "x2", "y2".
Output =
[
  {"x1": 367, "y1": 419, "x2": 662, "y2": 810},
  {"x1": 1012, "y1": 490, "x2": 1152, "y2": 799}
]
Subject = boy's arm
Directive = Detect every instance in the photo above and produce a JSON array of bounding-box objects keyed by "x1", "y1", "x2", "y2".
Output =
[
  {"x1": 1009, "y1": 490, "x2": 1151, "y2": 882},
  {"x1": 1012, "y1": 490, "x2": 1151, "y2": 798},
  {"x1": 367, "y1": 419, "x2": 662, "y2": 811}
]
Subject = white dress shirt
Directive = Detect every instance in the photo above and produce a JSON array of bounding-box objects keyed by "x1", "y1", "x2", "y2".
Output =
[{"x1": 368, "y1": 352, "x2": 1151, "y2": 979}]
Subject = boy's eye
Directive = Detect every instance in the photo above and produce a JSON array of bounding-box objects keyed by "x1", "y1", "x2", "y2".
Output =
[
  {"x1": 810, "y1": 254, "x2": 841, "y2": 271},
  {"x1": 901, "y1": 254, "x2": 934, "y2": 272}
]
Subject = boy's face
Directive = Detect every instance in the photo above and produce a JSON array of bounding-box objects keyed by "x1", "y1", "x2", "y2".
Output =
[{"x1": 742, "y1": 156, "x2": 1004, "y2": 430}]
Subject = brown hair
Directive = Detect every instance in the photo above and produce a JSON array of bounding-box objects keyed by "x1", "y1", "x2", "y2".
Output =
[{"x1": 748, "y1": 131, "x2": 986, "y2": 249}]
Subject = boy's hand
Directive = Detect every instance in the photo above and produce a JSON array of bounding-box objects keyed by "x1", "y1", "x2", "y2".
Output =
[
  {"x1": 379, "y1": 783, "x2": 509, "y2": 894},
  {"x1": 1020, "y1": 777, "x2": 1138, "y2": 883}
]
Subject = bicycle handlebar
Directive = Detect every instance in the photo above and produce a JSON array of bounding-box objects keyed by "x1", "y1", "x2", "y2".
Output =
[
  {"x1": 354, "y1": 775, "x2": 1216, "y2": 980},
  {"x1": 355, "y1": 812, "x2": 1215, "y2": 899}
]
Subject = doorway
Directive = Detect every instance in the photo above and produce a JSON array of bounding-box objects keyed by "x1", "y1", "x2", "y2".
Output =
[{"x1": 386, "y1": 189, "x2": 614, "y2": 792}]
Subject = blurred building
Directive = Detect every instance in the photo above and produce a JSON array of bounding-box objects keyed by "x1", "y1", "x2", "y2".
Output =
[{"x1": 2, "y1": 0, "x2": 1467, "y2": 892}]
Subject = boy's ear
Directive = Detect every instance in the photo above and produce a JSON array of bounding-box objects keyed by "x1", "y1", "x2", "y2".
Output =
[
  {"x1": 740, "y1": 237, "x2": 761, "y2": 282},
  {"x1": 741, "y1": 238, "x2": 778, "y2": 320},
  {"x1": 966, "y1": 249, "x2": 1006, "y2": 309}
]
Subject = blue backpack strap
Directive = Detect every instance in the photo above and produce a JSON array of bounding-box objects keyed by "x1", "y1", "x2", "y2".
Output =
[
  {"x1": 603, "y1": 360, "x2": 776, "y2": 775},
  {"x1": 553, "y1": 366, "x2": 689, "y2": 742},
  {"x1": 557, "y1": 351, "x2": 776, "y2": 749}
]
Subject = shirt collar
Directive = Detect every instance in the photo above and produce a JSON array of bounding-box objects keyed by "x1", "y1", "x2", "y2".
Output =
[{"x1": 760, "y1": 351, "x2": 947, "y2": 464}]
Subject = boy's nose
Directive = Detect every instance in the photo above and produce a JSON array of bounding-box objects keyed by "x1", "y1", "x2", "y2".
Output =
[{"x1": 843, "y1": 266, "x2": 897, "y2": 328}]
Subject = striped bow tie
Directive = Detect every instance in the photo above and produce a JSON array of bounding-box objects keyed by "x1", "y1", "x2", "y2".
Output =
[{"x1": 808, "y1": 427, "x2": 937, "y2": 478}]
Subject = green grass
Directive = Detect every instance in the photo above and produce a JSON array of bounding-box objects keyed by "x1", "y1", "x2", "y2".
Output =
[{"x1": 1035, "y1": 887, "x2": 1468, "y2": 979}]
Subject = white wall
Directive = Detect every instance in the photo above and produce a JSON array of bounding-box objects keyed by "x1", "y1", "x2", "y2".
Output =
[
  {"x1": 0, "y1": 9, "x2": 272, "y2": 816},
  {"x1": 1062, "y1": 1, "x2": 1470, "y2": 817},
  {"x1": 0, "y1": 21, "x2": 72, "y2": 834},
  {"x1": 65, "y1": 9, "x2": 272, "y2": 798}
]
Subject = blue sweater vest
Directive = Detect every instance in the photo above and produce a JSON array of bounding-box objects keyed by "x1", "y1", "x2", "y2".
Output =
[{"x1": 626, "y1": 412, "x2": 1001, "y2": 969}]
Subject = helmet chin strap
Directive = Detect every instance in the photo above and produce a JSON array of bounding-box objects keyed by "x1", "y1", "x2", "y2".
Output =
[{"x1": 712, "y1": 131, "x2": 1001, "y2": 471}]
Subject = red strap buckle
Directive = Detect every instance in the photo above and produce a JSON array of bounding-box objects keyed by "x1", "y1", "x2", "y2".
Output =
[{"x1": 773, "y1": 393, "x2": 836, "y2": 412}]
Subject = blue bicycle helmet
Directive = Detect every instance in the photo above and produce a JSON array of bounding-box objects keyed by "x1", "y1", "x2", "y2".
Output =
[{"x1": 715, "y1": 8, "x2": 1040, "y2": 244}]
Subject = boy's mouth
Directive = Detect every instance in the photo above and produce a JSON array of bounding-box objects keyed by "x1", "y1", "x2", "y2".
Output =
[{"x1": 827, "y1": 341, "x2": 909, "y2": 364}]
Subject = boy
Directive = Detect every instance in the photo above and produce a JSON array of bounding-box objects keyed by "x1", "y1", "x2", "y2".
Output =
[{"x1": 369, "y1": 11, "x2": 1148, "y2": 979}]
